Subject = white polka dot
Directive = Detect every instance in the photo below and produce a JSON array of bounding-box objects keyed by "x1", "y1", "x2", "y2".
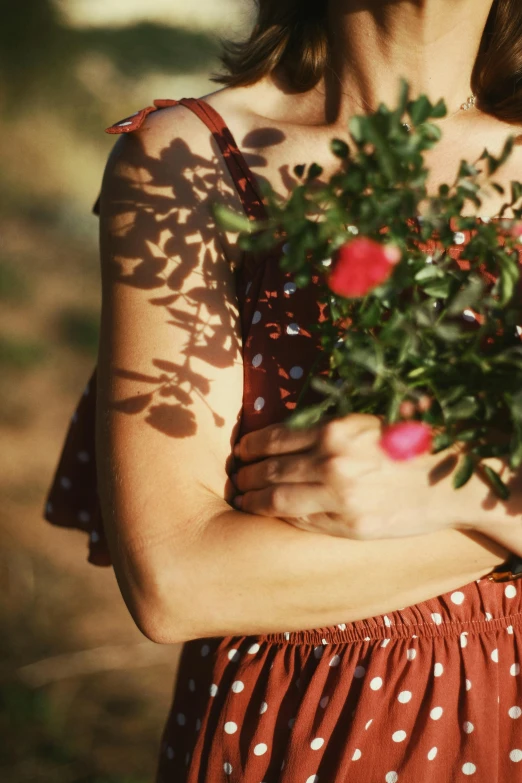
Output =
[
  {"x1": 434, "y1": 663, "x2": 444, "y2": 677},
  {"x1": 466, "y1": 679, "x2": 472, "y2": 691},
  {"x1": 510, "y1": 749, "x2": 522, "y2": 762},
  {"x1": 78, "y1": 511, "x2": 90, "y2": 524},
  {"x1": 195, "y1": 718, "x2": 201, "y2": 731},
  {"x1": 254, "y1": 743, "x2": 268, "y2": 756},
  {"x1": 245, "y1": 281, "x2": 252, "y2": 295},
  {"x1": 392, "y1": 730, "x2": 407, "y2": 743},
  {"x1": 509, "y1": 707, "x2": 522, "y2": 719},
  {"x1": 166, "y1": 746, "x2": 174, "y2": 760},
  {"x1": 454, "y1": 231, "x2": 466, "y2": 245},
  {"x1": 188, "y1": 678, "x2": 195, "y2": 691},
  {"x1": 247, "y1": 643, "x2": 260, "y2": 654},
  {"x1": 370, "y1": 677, "x2": 383, "y2": 691},
  {"x1": 252, "y1": 353, "x2": 263, "y2": 367},
  {"x1": 60, "y1": 476, "x2": 72, "y2": 489},
  {"x1": 77, "y1": 450, "x2": 90, "y2": 462},
  {"x1": 310, "y1": 737, "x2": 324, "y2": 750},
  {"x1": 406, "y1": 649, "x2": 416, "y2": 661},
  {"x1": 329, "y1": 655, "x2": 341, "y2": 667},
  {"x1": 201, "y1": 644, "x2": 210, "y2": 656},
  {"x1": 491, "y1": 649, "x2": 499, "y2": 663},
  {"x1": 337, "y1": 623, "x2": 346, "y2": 631},
  {"x1": 463, "y1": 721, "x2": 474, "y2": 734},
  {"x1": 511, "y1": 663, "x2": 520, "y2": 676},
  {"x1": 224, "y1": 761, "x2": 233, "y2": 774},
  {"x1": 177, "y1": 713, "x2": 186, "y2": 725},
  {"x1": 460, "y1": 632, "x2": 468, "y2": 648},
  {"x1": 352, "y1": 748, "x2": 362, "y2": 760},
  {"x1": 231, "y1": 680, "x2": 244, "y2": 693},
  {"x1": 462, "y1": 310, "x2": 477, "y2": 322},
  {"x1": 485, "y1": 612, "x2": 493, "y2": 621},
  {"x1": 506, "y1": 585, "x2": 517, "y2": 599},
  {"x1": 305, "y1": 776, "x2": 319, "y2": 783},
  {"x1": 365, "y1": 719, "x2": 373, "y2": 730},
  {"x1": 508, "y1": 626, "x2": 514, "y2": 634},
  {"x1": 381, "y1": 638, "x2": 391, "y2": 648},
  {"x1": 430, "y1": 707, "x2": 443, "y2": 720},
  {"x1": 290, "y1": 366, "x2": 304, "y2": 379},
  {"x1": 284, "y1": 281, "x2": 297, "y2": 295},
  {"x1": 462, "y1": 762, "x2": 477, "y2": 775},
  {"x1": 451, "y1": 591, "x2": 465, "y2": 605},
  {"x1": 286, "y1": 323, "x2": 300, "y2": 335},
  {"x1": 252, "y1": 310, "x2": 262, "y2": 324},
  {"x1": 385, "y1": 773, "x2": 399, "y2": 783},
  {"x1": 314, "y1": 645, "x2": 324, "y2": 659},
  {"x1": 254, "y1": 396, "x2": 265, "y2": 411},
  {"x1": 428, "y1": 747, "x2": 438, "y2": 760},
  {"x1": 384, "y1": 615, "x2": 392, "y2": 627},
  {"x1": 431, "y1": 612, "x2": 442, "y2": 625},
  {"x1": 118, "y1": 121, "x2": 133, "y2": 127},
  {"x1": 259, "y1": 701, "x2": 268, "y2": 714},
  {"x1": 398, "y1": 690, "x2": 412, "y2": 704},
  {"x1": 320, "y1": 696, "x2": 329, "y2": 708},
  {"x1": 354, "y1": 666, "x2": 366, "y2": 678},
  {"x1": 46, "y1": 502, "x2": 53, "y2": 515},
  {"x1": 224, "y1": 721, "x2": 238, "y2": 734},
  {"x1": 90, "y1": 530, "x2": 100, "y2": 543},
  {"x1": 210, "y1": 684, "x2": 218, "y2": 697},
  {"x1": 228, "y1": 649, "x2": 240, "y2": 662}
]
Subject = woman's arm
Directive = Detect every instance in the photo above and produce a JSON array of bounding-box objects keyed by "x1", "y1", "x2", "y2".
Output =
[{"x1": 95, "y1": 105, "x2": 514, "y2": 646}]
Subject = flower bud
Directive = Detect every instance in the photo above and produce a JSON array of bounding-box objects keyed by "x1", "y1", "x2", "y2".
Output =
[
  {"x1": 399, "y1": 400, "x2": 416, "y2": 419},
  {"x1": 379, "y1": 421, "x2": 433, "y2": 461}
]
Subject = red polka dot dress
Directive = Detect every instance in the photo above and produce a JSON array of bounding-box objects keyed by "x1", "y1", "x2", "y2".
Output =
[{"x1": 43, "y1": 98, "x2": 522, "y2": 782}]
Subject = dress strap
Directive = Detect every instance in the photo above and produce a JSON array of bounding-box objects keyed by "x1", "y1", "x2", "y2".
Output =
[{"x1": 95, "y1": 97, "x2": 268, "y2": 223}]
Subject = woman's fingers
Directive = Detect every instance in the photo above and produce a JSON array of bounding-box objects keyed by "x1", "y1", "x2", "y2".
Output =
[
  {"x1": 235, "y1": 452, "x2": 321, "y2": 492},
  {"x1": 234, "y1": 421, "x2": 323, "y2": 462},
  {"x1": 234, "y1": 482, "x2": 343, "y2": 518}
]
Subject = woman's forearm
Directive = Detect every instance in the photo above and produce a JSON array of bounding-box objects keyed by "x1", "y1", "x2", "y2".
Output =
[{"x1": 151, "y1": 502, "x2": 511, "y2": 644}]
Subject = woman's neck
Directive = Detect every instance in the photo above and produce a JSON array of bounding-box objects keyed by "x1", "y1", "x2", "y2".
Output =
[{"x1": 322, "y1": 0, "x2": 494, "y2": 126}]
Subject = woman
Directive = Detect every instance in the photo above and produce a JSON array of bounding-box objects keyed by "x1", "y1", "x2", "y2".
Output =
[{"x1": 45, "y1": 1, "x2": 522, "y2": 780}]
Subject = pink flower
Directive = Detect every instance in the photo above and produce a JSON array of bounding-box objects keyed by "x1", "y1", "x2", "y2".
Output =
[
  {"x1": 379, "y1": 421, "x2": 433, "y2": 461},
  {"x1": 327, "y1": 237, "x2": 401, "y2": 298}
]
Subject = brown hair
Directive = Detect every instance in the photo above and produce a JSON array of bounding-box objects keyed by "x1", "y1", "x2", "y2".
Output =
[{"x1": 211, "y1": 0, "x2": 522, "y2": 125}]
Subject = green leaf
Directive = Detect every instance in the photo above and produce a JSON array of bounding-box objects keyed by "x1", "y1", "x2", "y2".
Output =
[
  {"x1": 294, "y1": 164, "x2": 306, "y2": 178},
  {"x1": 307, "y1": 163, "x2": 324, "y2": 181},
  {"x1": 211, "y1": 203, "x2": 255, "y2": 233},
  {"x1": 453, "y1": 453, "x2": 475, "y2": 489},
  {"x1": 284, "y1": 400, "x2": 333, "y2": 430},
  {"x1": 447, "y1": 276, "x2": 485, "y2": 315},
  {"x1": 408, "y1": 95, "x2": 432, "y2": 125},
  {"x1": 432, "y1": 432, "x2": 454, "y2": 452},
  {"x1": 445, "y1": 396, "x2": 479, "y2": 420},
  {"x1": 433, "y1": 323, "x2": 464, "y2": 341},
  {"x1": 414, "y1": 265, "x2": 441, "y2": 283},
  {"x1": 481, "y1": 464, "x2": 511, "y2": 500},
  {"x1": 331, "y1": 139, "x2": 350, "y2": 159},
  {"x1": 421, "y1": 279, "x2": 452, "y2": 297}
]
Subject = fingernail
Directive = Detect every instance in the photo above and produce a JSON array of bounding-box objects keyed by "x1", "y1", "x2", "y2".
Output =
[{"x1": 233, "y1": 495, "x2": 243, "y2": 508}]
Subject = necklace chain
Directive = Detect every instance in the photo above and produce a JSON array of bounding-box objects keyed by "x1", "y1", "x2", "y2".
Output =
[{"x1": 327, "y1": 67, "x2": 476, "y2": 131}]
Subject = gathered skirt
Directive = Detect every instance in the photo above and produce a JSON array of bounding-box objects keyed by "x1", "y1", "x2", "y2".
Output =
[{"x1": 155, "y1": 574, "x2": 522, "y2": 782}]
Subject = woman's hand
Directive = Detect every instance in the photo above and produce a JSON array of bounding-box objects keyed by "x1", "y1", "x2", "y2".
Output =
[{"x1": 231, "y1": 413, "x2": 466, "y2": 540}]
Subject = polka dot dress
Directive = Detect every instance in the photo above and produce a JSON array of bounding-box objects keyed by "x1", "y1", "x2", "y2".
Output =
[{"x1": 42, "y1": 98, "x2": 522, "y2": 782}]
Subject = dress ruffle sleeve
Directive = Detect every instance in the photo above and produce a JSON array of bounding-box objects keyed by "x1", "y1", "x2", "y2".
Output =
[{"x1": 43, "y1": 101, "x2": 178, "y2": 567}]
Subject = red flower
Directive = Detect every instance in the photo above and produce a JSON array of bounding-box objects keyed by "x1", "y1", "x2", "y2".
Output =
[
  {"x1": 327, "y1": 237, "x2": 401, "y2": 298},
  {"x1": 379, "y1": 421, "x2": 433, "y2": 461}
]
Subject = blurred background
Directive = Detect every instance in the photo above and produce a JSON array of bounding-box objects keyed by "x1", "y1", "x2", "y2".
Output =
[{"x1": 0, "y1": 1, "x2": 252, "y2": 780}]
